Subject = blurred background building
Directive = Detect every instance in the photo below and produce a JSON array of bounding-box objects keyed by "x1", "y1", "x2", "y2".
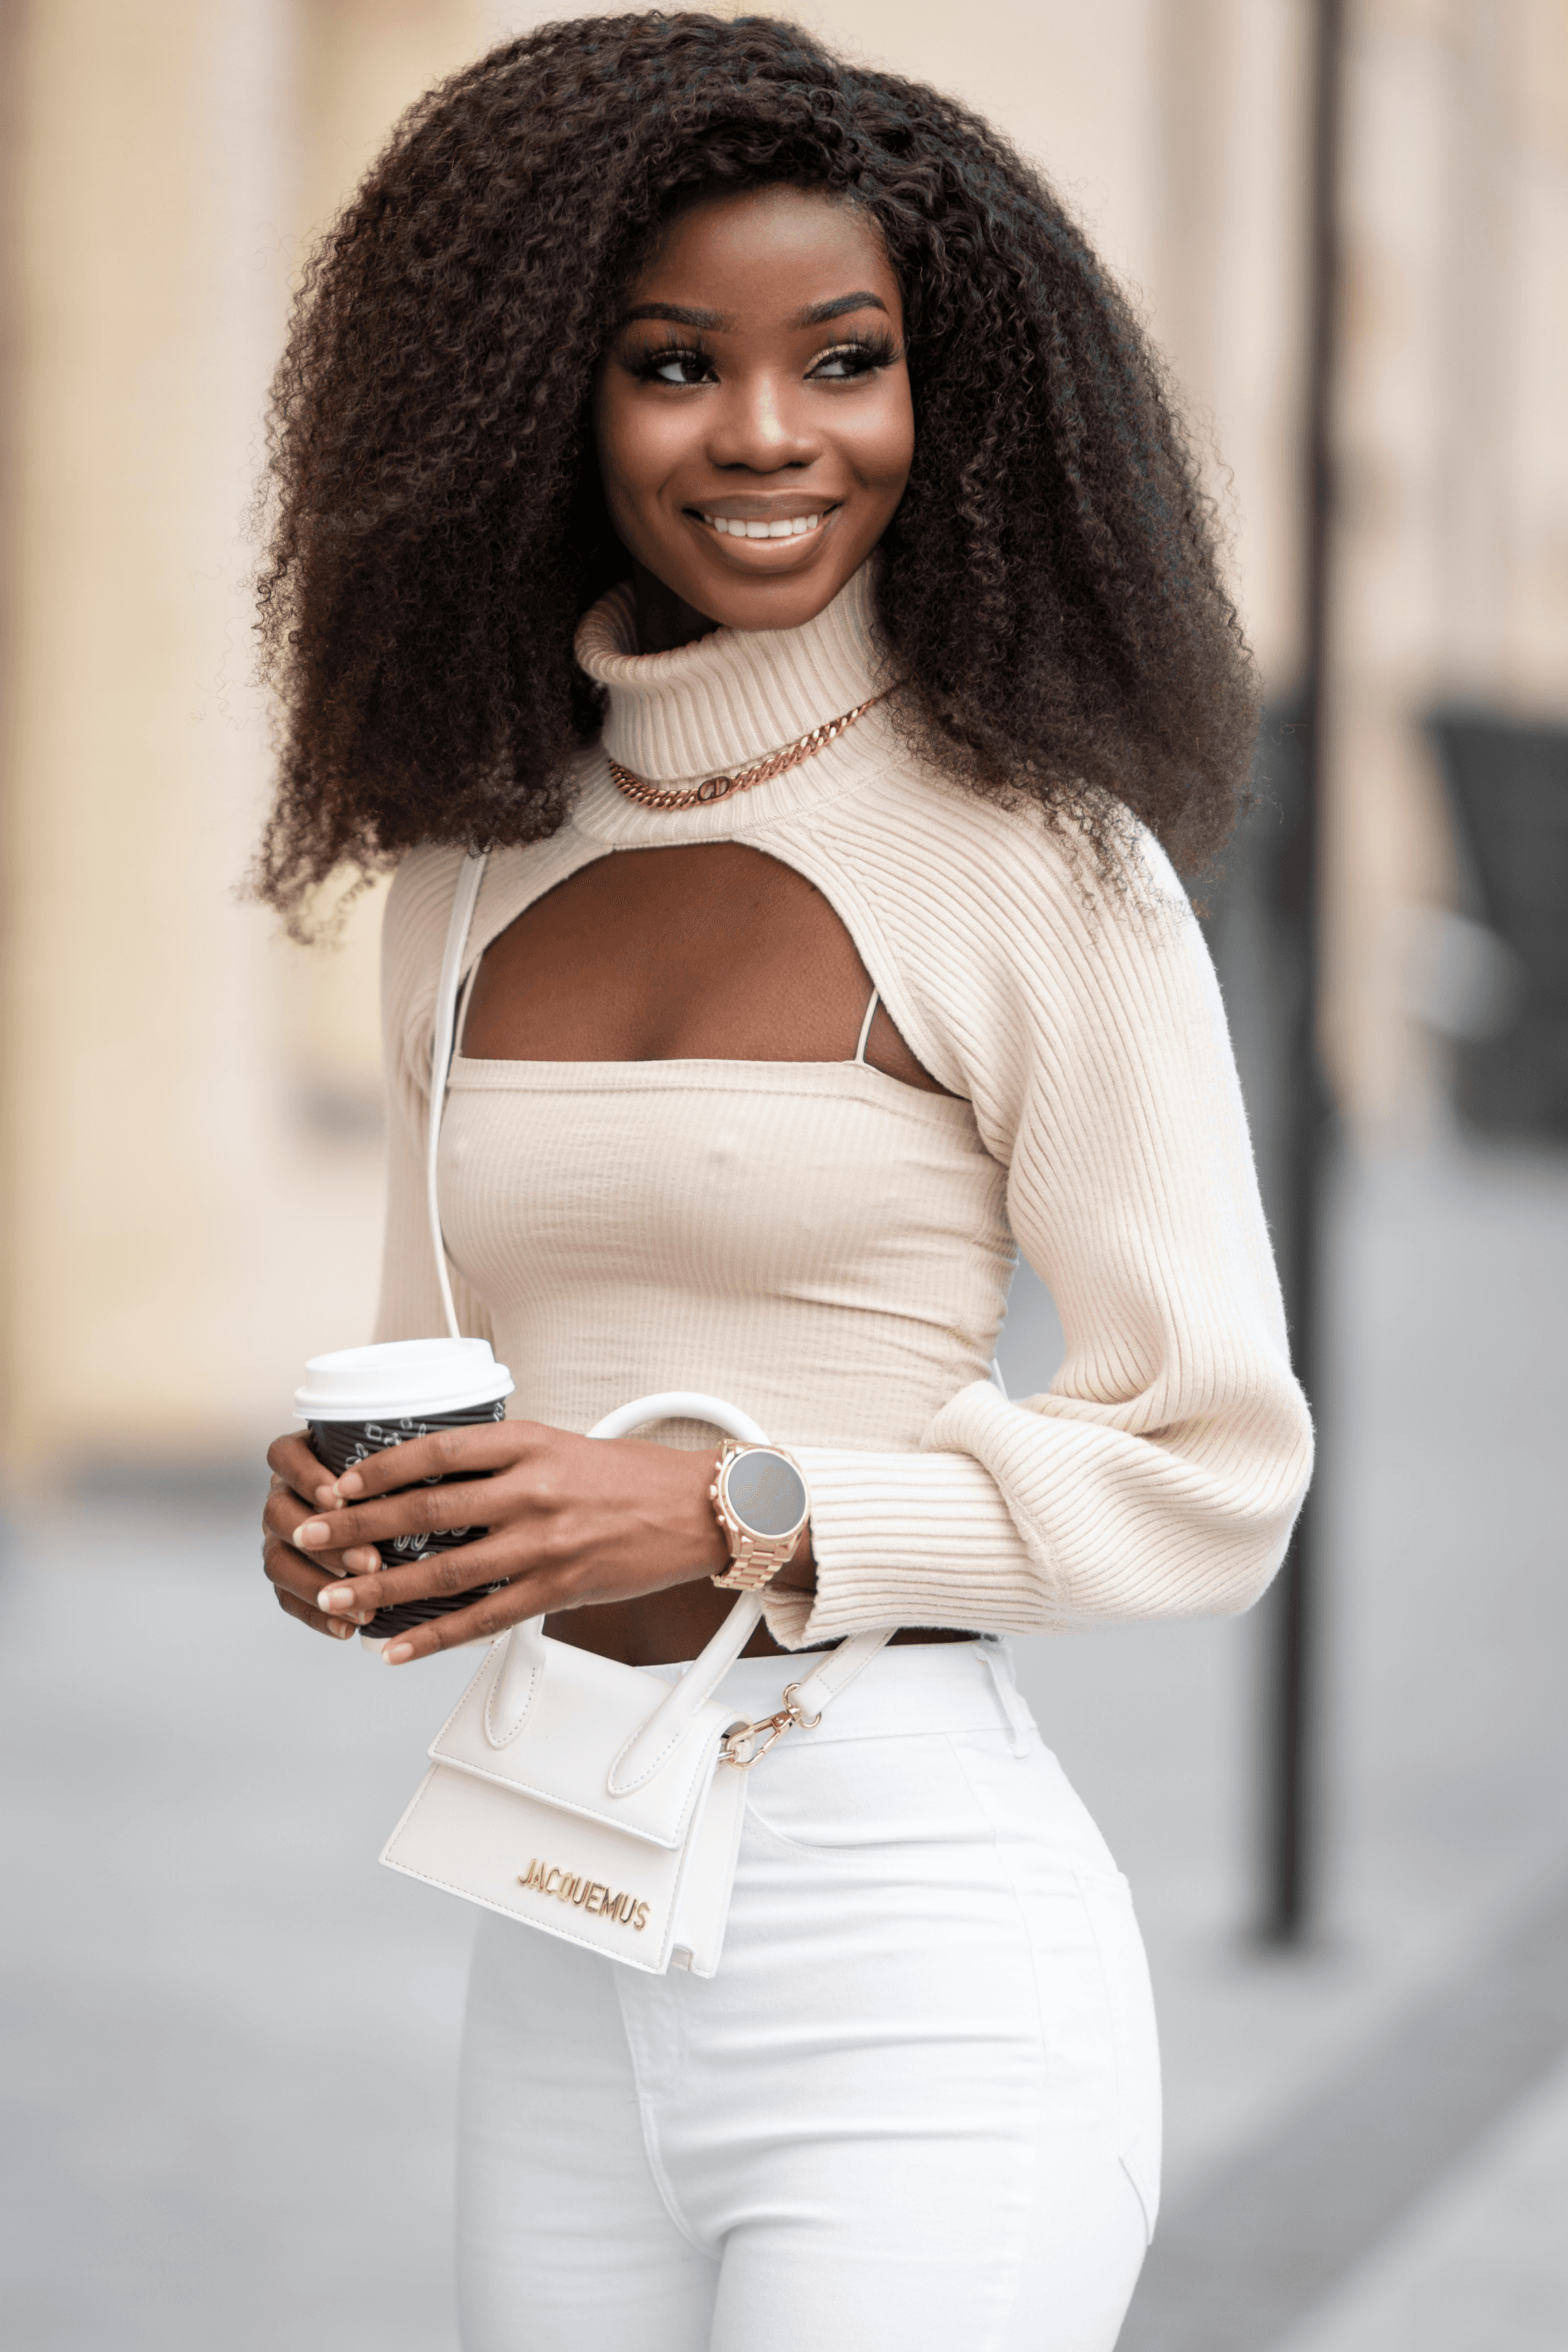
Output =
[{"x1": 2, "y1": 4, "x2": 1565, "y2": 2349}]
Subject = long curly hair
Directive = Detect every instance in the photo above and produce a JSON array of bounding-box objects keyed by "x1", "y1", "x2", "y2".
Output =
[{"x1": 253, "y1": 11, "x2": 1258, "y2": 926}]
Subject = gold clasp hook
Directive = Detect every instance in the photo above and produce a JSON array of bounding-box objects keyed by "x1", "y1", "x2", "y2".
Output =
[{"x1": 721, "y1": 1682, "x2": 824, "y2": 1770}]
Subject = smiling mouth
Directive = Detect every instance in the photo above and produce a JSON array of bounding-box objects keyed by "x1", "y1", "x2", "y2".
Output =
[{"x1": 691, "y1": 506, "x2": 837, "y2": 541}]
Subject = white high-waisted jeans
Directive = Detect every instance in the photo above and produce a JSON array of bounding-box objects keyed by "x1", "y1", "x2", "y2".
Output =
[{"x1": 456, "y1": 1638, "x2": 1160, "y2": 2351}]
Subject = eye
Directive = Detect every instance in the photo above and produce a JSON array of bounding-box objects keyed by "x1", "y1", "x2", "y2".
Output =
[
  {"x1": 808, "y1": 335, "x2": 900, "y2": 382},
  {"x1": 630, "y1": 342, "x2": 716, "y2": 387}
]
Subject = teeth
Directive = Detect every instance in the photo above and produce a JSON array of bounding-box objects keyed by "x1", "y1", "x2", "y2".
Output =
[{"x1": 707, "y1": 511, "x2": 825, "y2": 538}]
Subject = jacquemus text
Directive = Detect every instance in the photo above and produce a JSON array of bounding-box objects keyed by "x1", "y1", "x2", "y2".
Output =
[{"x1": 519, "y1": 1859, "x2": 650, "y2": 1931}]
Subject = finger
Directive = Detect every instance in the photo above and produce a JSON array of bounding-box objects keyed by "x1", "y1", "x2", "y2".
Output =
[
  {"x1": 377, "y1": 1577, "x2": 543, "y2": 1665},
  {"x1": 263, "y1": 1538, "x2": 378, "y2": 1623},
  {"x1": 267, "y1": 1430, "x2": 333, "y2": 1492},
  {"x1": 311, "y1": 1535, "x2": 525, "y2": 1623},
  {"x1": 292, "y1": 1476, "x2": 509, "y2": 1556},
  {"x1": 274, "y1": 1582, "x2": 362, "y2": 1642},
  {"x1": 316, "y1": 1422, "x2": 536, "y2": 1503},
  {"x1": 261, "y1": 1486, "x2": 379, "y2": 1571}
]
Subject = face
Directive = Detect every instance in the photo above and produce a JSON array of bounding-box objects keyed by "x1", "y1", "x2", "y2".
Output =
[{"x1": 593, "y1": 184, "x2": 914, "y2": 650}]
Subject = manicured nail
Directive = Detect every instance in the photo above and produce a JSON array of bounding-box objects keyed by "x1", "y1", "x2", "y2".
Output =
[
  {"x1": 335, "y1": 1471, "x2": 364, "y2": 1499},
  {"x1": 318, "y1": 1585, "x2": 354, "y2": 1613},
  {"x1": 297, "y1": 1521, "x2": 330, "y2": 1548},
  {"x1": 384, "y1": 1641, "x2": 414, "y2": 1665},
  {"x1": 329, "y1": 1619, "x2": 354, "y2": 1640}
]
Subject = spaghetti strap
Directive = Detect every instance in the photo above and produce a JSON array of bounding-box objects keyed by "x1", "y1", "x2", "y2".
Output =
[{"x1": 852, "y1": 988, "x2": 880, "y2": 1066}]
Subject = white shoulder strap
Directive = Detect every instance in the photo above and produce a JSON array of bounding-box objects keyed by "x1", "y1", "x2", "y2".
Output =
[
  {"x1": 427, "y1": 851, "x2": 491, "y2": 1340},
  {"x1": 852, "y1": 987, "x2": 880, "y2": 1065}
]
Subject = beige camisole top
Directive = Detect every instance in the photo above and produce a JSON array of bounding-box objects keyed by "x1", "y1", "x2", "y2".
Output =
[{"x1": 439, "y1": 1006, "x2": 1015, "y2": 1460}]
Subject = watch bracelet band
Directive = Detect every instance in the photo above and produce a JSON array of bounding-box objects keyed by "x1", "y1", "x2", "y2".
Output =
[{"x1": 708, "y1": 1440, "x2": 808, "y2": 1591}]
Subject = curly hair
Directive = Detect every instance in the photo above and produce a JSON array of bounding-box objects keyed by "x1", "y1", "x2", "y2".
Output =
[{"x1": 253, "y1": 10, "x2": 1258, "y2": 926}]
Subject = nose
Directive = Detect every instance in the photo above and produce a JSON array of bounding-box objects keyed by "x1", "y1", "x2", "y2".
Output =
[{"x1": 705, "y1": 367, "x2": 820, "y2": 473}]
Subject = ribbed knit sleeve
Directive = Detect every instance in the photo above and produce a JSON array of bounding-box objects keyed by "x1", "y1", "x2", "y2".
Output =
[{"x1": 760, "y1": 818, "x2": 1312, "y2": 1647}]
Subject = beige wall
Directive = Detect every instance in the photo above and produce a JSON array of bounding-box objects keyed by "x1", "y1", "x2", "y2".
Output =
[{"x1": 3, "y1": 0, "x2": 1565, "y2": 1475}]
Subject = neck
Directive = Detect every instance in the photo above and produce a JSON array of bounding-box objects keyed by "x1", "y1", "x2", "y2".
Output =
[
  {"x1": 575, "y1": 557, "x2": 885, "y2": 793},
  {"x1": 630, "y1": 561, "x2": 721, "y2": 655}
]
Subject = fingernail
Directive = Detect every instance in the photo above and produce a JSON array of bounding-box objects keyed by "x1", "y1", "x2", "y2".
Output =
[
  {"x1": 384, "y1": 1642, "x2": 414, "y2": 1665},
  {"x1": 330, "y1": 1619, "x2": 354, "y2": 1640},
  {"x1": 313, "y1": 1483, "x2": 336, "y2": 1506},
  {"x1": 344, "y1": 1548, "x2": 379, "y2": 1572},
  {"x1": 318, "y1": 1585, "x2": 354, "y2": 1613},
  {"x1": 336, "y1": 1471, "x2": 364, "y2": 1499},
  {"x1": 297, "y1": 1521, "x2": 330, "y2": 1548}
]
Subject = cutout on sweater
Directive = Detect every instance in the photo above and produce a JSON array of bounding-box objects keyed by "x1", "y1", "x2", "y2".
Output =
[{"x1": 461, "y1": 843, "x2": 957, "y2": 1096}]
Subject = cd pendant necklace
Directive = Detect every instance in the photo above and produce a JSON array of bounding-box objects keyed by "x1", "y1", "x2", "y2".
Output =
[{"x1": 607, "y1": 693, "x2": 884, "y2": 813}]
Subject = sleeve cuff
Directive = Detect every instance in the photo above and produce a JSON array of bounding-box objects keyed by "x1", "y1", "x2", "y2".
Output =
[{"x1": 758, "y1": 1432, "x2": 1057, "y2": 1649}]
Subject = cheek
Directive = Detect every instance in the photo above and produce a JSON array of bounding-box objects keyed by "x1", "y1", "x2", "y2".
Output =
[
  {"x1": 594, "y1": 384, "x2": 687, "y2": 518},
  {"x1": 852, "y1": 379, "x2": 915, "y2": 497}
]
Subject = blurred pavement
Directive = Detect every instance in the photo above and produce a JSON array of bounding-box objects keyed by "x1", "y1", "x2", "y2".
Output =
[{"x1": 2, "y1": 1128, "x2": 1564, "y2": 2350}]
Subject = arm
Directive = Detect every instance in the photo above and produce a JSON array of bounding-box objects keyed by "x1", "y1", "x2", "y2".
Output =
[{"x1": 764, "y1": 834, "x2": 1313, "y2": 1646}]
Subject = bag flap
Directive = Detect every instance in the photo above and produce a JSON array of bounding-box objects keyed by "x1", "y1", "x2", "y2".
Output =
[{"x1": 428, "y1": 1635, "x2": 736, "y2": 1848}]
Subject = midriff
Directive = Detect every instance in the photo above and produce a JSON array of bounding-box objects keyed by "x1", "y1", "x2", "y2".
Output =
[{"x1": 546, "y1": 1582, "x2": 977, "y2": 1668}]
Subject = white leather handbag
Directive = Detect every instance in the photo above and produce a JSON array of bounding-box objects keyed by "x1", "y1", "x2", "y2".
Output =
[{"x1": 379, "y1": 852, "x2": 895, "y2": 1977}]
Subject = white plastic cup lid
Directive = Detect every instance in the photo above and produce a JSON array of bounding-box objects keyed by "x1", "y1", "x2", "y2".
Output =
[{"x1": 293, "y1": 1337, "x2": 514, "y2": 1422}]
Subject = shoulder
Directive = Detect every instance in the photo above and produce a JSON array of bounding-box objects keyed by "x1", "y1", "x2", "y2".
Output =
[
  {"x1": 379, "y1": 843, "x2": 474, "y2": 1113},
  {"x1": 788, "y1": 756, "x2": 1211, "y2": 1107},
  {"x1": 808, "y1": 747, "x2": 1194, "y2": 960},
  {"x1": 383, "y1": 842, "x2": 470, "y2": 968}
]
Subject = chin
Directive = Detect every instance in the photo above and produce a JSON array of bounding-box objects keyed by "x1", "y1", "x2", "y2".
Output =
[{"x1": 688, "y1": 559, "x2": 857, "y2": 634}]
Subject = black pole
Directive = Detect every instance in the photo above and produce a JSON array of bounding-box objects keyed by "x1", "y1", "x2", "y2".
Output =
[{"x1": 1261, "y1": 0, "x2": 1344, "y2": 1946}]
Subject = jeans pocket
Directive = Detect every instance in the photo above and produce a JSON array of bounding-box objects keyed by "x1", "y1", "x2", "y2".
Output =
[
  {"x1": 742, "y1": 1731, "x2": 982, "y2": 1860},
  {"x1": 1074, "y1": 1867, "x2": 1163, "y2": 2242}
]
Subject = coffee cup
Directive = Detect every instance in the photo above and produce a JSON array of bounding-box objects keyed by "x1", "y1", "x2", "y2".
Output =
[{"x1": 293, "y1": 1337, "x2": 515, "y2": 1648}]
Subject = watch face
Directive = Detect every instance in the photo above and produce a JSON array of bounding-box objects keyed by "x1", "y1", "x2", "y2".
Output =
[{"x1": 726, "y1": 1449, "x2": 808, "y2": 1540}]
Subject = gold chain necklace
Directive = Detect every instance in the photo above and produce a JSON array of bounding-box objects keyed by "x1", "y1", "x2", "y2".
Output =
[{"x1": 607, "y1": 693, "x2": 884, "y2": 812}]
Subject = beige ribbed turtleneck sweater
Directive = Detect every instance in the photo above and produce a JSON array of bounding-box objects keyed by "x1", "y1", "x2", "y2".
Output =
[{"x1": 374, "y1": 563, "x2": 1313, "y2": 1647}]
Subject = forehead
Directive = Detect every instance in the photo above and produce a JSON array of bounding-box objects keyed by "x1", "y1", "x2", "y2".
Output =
[{"x1": 625, "y1": 185, "x2": 900, "y2": 314}]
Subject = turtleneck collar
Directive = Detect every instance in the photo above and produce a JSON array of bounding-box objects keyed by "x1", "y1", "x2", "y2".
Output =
[{"x1": 573, "y1": 561, "x2": 886, "y2": 789}]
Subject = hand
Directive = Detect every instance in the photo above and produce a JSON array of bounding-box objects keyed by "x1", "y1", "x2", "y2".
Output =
[
  {"x1": 271, "y1": 1420, "x2": 742, "y2": 1664},
  {"x1": 262, "y1": 1432, "x2": 384, "y2": 1641}
]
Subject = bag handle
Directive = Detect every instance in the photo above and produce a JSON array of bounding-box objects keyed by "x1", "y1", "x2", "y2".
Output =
[
  {"x1": 484, "y1": 1386, "x2": 893, "y2": 1773},
  {"x1": 486, "y1": 1391, "x2": 772, "y2": 1753}
]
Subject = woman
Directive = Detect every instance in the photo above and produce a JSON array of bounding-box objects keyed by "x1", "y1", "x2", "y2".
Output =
[{"x1": 258, "y1": 15, "x2": 1311, "y2": 2348}]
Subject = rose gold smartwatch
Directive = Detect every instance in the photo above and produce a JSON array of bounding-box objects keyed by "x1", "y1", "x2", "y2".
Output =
[{"x1": 708, "y1": 1442, "x2": 811, "y2": 1591}]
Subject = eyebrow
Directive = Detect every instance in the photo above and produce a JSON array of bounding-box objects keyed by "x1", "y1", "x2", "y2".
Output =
[
  {"x1": 615, "y1": 291, "x2": 890, "y2": 332},
  {"x1": 617, "y1": 302, "x2": 731, "y2": 330},
  {"x1": 793, "y1": 292, "x2": 889, "y2": 326}
]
